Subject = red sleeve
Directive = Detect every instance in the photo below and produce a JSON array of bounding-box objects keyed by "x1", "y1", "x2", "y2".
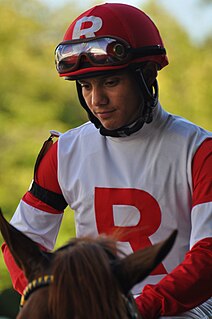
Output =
[
  {"x1": 2, "y1": 241, "x2": 49, "y2": 295},
  {"x1": 192, "y1": 138, "x2": 212, "y2": 206},
  {"x1": 136, "y1": 139, "x2": 212, "y2": 318},
  {"x1": 2, "y1": 243, "x2": 27, "y2": 295},
  {"x1": 34, "y1": 140, "x2": 61, "y2": 193},
  {"x1": 2, "y1": 140, "x2": 61, "y2": 294},
  {"x1": 23, "y1": 140, "x2": 63, "y2": 214},
  {"x1": 136, "y1": 237, "x2": 212, "y2": 318}
]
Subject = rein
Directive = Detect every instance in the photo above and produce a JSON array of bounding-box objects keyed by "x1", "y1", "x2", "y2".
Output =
[{"x1": 20, "y1": 275, "x2": 54, "y2": 308}]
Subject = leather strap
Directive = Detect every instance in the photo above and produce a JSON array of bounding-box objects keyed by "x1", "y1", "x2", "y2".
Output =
[{"x1": 29, "y1": 181, "x2": 68, "y2": 211}]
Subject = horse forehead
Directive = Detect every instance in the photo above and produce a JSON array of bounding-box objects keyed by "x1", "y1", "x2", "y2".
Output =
[{"x1": 57, "y1": 238, "x2": 118, "y2": 260}]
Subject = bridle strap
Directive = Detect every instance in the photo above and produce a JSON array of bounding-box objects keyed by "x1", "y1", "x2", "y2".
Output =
[
  {"x1": 20, "y1": 275, "x2": 54, "y2": 308},
  {"x1": 123, "y1": 293, "x2": 141, "y2": 319},
  {"x1": 20, "y1": 275, "x2": 140, "y2": 318}
]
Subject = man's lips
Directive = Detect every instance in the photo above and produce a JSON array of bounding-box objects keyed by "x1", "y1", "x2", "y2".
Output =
[{"x1": 95, "y1": 110, "x2": 116, "y2": 119}]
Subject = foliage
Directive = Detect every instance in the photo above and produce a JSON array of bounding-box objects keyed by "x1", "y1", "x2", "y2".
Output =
[
  {"x1": 0, "y1": 287, "x2": 20, "y2": 318},
  {"x1": 0, "y1": 0, "x2": 211, "y2": 290},
  {"x1": 144, "y1": 2, "x2": 212, "y2": 130}
]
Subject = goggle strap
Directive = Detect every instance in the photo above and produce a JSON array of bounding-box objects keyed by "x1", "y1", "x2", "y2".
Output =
[{"x1": 130, "y1": 45, "x2": 166, "y2": 58}]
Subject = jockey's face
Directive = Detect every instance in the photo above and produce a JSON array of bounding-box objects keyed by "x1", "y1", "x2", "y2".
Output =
[{"x1": 78, "y1": 70, "x2": 143, "y2": 131}]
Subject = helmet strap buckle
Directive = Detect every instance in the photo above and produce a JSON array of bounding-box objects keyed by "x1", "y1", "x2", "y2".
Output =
[{"x1": 134, "y1": 66, "x2": 158, "y2": 124}]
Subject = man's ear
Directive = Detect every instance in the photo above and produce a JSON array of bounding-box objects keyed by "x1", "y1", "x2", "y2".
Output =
[{"x1": 142, "y1": 62, "x2": 158, "y2": 87}]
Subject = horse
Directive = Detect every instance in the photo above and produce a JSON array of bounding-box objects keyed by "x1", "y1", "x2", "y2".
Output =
[{"x1": 0, "y1": 209, "x2": 177, "y2": 319}]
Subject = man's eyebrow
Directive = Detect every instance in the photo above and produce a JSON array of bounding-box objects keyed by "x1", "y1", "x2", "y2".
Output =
[
  {"x1": 77, "y1": 72, "x2": 123, "y2": 84},
  {"x1": 77, "y1": 79, "x2": 88, "y2": 84}
]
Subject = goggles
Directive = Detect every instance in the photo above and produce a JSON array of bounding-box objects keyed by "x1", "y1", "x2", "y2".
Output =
[{"x1": 55, "y1": 36, "x2": 131, "y2": 74}]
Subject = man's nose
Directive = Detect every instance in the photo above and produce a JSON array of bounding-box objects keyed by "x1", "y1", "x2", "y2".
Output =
[{"x1": 91, "y1": 86, "x2": 108, "y2": 107}]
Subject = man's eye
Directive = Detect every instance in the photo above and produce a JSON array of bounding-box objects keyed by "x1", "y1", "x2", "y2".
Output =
[
  {"x1": 105, "y1": 78, "x2": 119, "y2": 86},
  {"x1": 79, "y1": 82, "x2": 90, "y2": 89}
]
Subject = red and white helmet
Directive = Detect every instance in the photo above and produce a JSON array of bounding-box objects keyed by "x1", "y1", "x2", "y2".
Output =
[{"x1": 55, "y1": 3, "x2": 168, "y2": 79}]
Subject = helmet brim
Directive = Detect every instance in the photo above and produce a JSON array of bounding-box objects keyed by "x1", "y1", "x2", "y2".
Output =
[{"x1": 60, "y1": 55, "x2": 168, "y2": 80}]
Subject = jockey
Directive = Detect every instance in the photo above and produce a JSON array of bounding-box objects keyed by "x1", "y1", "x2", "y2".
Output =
[{"x1": 2, "y1": 3, "x2": 212, "y2": 319}]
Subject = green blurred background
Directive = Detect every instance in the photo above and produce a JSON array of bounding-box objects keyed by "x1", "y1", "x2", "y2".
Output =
[{"x1": 0, "y1": 0, "x2": 211, "y2": 316}]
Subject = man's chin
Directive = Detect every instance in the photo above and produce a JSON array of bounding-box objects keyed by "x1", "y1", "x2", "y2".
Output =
[{"x1": 101, "y1": 124, "x2": 119, "y2": 131}]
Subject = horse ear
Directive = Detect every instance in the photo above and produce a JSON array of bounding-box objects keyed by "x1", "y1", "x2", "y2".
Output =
[
  {"x1": 113, "y1": 230, "x2": 177, "y2": 294},
  {"x1": 0, "y1": 208, "x2": 51, "y2": 280}
]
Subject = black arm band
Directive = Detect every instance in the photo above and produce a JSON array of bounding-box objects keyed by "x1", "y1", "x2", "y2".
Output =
[{"x1": 29, "y1": 181, "x2": 68, "y2": 211}]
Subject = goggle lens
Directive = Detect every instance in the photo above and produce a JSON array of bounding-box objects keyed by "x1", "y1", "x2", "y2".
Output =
[{"x1": 55, "y1": 37, "x2": 130, "y2": 74}]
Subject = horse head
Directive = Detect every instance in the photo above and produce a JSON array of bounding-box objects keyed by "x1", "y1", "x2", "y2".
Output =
[{"x1": 0, "y1": 209, "x2": 177, "y2": 319}]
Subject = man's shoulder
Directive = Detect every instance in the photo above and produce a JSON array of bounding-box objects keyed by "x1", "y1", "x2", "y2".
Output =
[
  {"x1": 61, "y1": 121, "x2": 98, "y2": 138},
  {"x1": 58, "y1": 122, "x2": 103, "y2": 149},
  {"x1": 164, "y1": 112, "x2": 212, "y2": 141},
  {"x1": 155, "y1": 107, "x2": 212, "y2": 157}
]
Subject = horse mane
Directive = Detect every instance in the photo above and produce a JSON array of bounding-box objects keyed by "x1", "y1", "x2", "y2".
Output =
[{"x1": 48, "y1": 236, "x2": 129, "y2": 319}]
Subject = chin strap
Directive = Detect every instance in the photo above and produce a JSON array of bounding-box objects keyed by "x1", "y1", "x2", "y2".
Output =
[
  {"x1": 99, "y1": 117, "x2": 145, "y2": 137},
  {"x1": 135, "y1": 67, "x2": 158, "y2": 124}
]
